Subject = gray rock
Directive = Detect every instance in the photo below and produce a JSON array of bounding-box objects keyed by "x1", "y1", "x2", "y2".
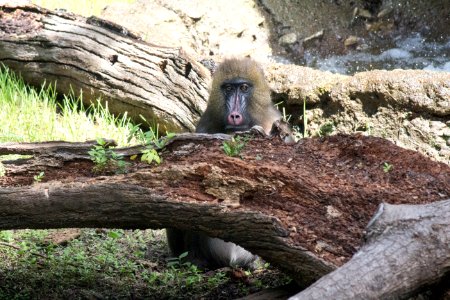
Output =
[{"x1": 279, "y1": 33, "x2": 297, "y2": 46}]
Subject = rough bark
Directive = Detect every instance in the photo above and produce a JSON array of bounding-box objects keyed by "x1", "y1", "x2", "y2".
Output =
[
  {"x1": 0, "y1": 3, "x2": 210, "y2": 132},
  {"x1": 1, "y1": 133, "x2": 449, "y2": 297},
  {"x1": 290, "y1": 201, "x2": 450, "y2": 300}
]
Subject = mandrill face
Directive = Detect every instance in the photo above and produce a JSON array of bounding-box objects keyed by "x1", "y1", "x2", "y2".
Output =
[{"x1": 221, "y1": 77, "x2": 255, "y2": 132}]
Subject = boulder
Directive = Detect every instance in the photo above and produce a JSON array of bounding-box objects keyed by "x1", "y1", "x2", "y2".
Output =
[{"x1": 101, "y1": 0, "x2": 273, "y2": 62}]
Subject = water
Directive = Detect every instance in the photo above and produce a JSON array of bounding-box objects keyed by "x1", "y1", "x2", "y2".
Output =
[{"x1": 303, "y1": 33, "x2": 450, "y2": 74}]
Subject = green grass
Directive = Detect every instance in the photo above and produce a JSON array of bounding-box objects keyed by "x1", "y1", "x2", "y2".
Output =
[
  {"x1": 0, "y1": 228, "x2": 290, "y2": 299},
  {"x1": 0, "y1": 229, "x2": 195, "y2": 299},
  {"x1": 0, "y1": 66, "x2": 134, "y2": 145},
  {"x1": 32, "y1": 0, "x2": 135, "y2": 17}
]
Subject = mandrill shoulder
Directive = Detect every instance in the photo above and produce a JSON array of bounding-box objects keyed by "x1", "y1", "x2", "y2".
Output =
[{"x1": 195, "y1": 106, "x2": 225, "y2": 134}]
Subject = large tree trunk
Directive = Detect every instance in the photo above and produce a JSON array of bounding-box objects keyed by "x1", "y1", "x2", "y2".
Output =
[
  {"x1": 1, "y1": 133, "x2": 449, "y2": 298},
  {"x1": 0, "y1": 3, "x2": 210, "y2": 132}
]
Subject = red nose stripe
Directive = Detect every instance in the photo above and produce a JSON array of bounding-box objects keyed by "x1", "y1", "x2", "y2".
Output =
[{"x1": 227, "y1": 90, "x2": 243, "y2": 125}]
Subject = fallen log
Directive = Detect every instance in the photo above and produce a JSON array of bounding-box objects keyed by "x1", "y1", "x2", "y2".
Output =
[
  {"x1": 1, "y1": 133, "x2": 449, "y2": 297},
  {"x1": 0, "y1": 3, "x2": 210, "y2": 132},
  {"x1": 291, "y1": 201, "x2": 450, "y2": 300}
]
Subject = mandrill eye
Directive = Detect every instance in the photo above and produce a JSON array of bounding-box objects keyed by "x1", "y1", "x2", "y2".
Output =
[
  {"x1": 224, "y1": 84, "x2": 233, "y2": 91},
  {"x1": 240, "y1": 84, "x2": 249, "y2": 92}
]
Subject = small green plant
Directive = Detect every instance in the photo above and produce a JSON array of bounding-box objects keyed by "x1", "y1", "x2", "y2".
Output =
[
  {"x1": 167, "y1": 251, "x2": 189, "y2": 268},
  {"x1": 128, "y1": 116, "x2": 175, "y2": 147},
  {"x1": 88, "y1": 138, "x2": 129, "y2": 174},
  {"x1": 139, "y1": 128, "x2": 174, "y2": 165},
  {"x1": 128, "y1": 117, "x2": 175, "y2": 165},
  {"x1": 166, "y1": 252, "x2": 203, "y2": 287},
  {"x1": 382, "y1": 162, "x2": 393, "y2": 173},
  {"x1": 89, "y1": 138, "x2": 109, "y2": 169},
  {"x1": 429, "y1": 138, "x2": 442, "y2": 151},
  {"x1": 107, "y1": 230, "x2": 123, "y2": 239},
  {"x1": 114, "y1": 154, "x2": 129, "y2": 173},
  {"x1": 184, "y1": 265, "x2": 203, "y2": 287},
  {"x1": 356, "y1": 122, "x2": 373, "y2": 135},
  {"x1": 238, "y1": 282, "x2": 250, "y2": 295},
  {"x1": 207, "y1": 271, "x2": 227, "y2": 288},
  {"x1": 302, "y1": 98, "x2": 308, "y2": 138},
  {"x1": 223, "y1": 136, "x2": 248, "y2": 157},
  {"x1": 318, "y1": 122, "x2": 335, "y2": 137},
  {"x1": 0, "y1": 230, "x2": 13, "y2": 242},
  {"x1": 141, "y1": 148, "x2": 161, "y2": 165},
  {"x1": 0, "y1": 161, "x2": 5, "y2": 177},
  {"x1": 33, "y1": 171, "x2": 45, "y2": 182}
]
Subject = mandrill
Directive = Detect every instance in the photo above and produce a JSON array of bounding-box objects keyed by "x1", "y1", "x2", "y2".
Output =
[
  {"x1": 196, "y1": 58, "x2": 281, "y2": 134},
  {"x1": 166, "y1": 58, "x2": 282, "y2": 269}
]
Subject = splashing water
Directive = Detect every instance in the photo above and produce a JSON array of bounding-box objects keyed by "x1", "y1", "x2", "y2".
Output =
[{"x1": 304, "y1": 33, "x2": 450, "y2": 74}]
